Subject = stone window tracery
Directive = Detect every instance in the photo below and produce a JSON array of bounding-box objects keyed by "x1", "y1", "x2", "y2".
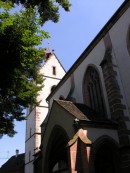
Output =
[{"x1": 83, "y1": 66, "x2": 105, "y2": 117}]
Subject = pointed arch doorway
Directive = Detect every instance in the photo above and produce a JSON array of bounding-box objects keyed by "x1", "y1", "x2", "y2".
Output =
[
  {"x1": 90, "y1": 137, "x2": 120, "y2": 173},
  {"x1": 44, "y1": 125, "x2": 69, "y2": 173}
]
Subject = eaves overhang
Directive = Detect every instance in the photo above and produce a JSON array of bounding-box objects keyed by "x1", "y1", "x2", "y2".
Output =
[{"x1": 74, "y1": 119, "x2": 118, "y2": 130}]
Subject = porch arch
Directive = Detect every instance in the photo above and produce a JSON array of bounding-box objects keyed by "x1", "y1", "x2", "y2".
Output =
[
  {"x1": 89, "y1": 135, "x2": 120, "y2": 173},
  {"x1": 43, "y1": 125, "x2": 69, "y2": 173}
]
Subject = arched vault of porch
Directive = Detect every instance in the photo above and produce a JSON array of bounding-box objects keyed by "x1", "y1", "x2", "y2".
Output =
[
  {"x1": 43, "y1": 125, "x2": 69, "y2": 173},
  {"x1": 89, "y1": 135, "x2": 120, "y2": 173}
]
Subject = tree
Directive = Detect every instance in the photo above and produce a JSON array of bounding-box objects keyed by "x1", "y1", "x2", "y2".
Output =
[
  {"x1": 0, "y1": 0, "x2": 71, "y2": 137},
  {"x1": 2, "y1": 0, "x2": 71, "y2": 24},
  {"x1": 0, "y1": 1, "x2": 50, "y2": 137}
]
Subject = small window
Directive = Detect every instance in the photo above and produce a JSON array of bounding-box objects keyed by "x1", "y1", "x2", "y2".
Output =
[
  {"x1": 52, "y1": 66, "x2": 56, "y2": 75},
  {"x1": 30, "y1": 128, "x2": 32, "y2": 137},
  {"x1": 59, "y1": 95, "x2": 65, "y2": 100},
  {"x1": 29, "y1": 151, "x2": 31, "y2": 162},
  {"x1": 51, "y1": 85, "x2": 56, "y2": 92}
]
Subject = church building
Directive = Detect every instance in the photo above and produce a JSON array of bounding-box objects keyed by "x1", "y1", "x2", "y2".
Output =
[
  {"x1": 26, "y1": 1, "x2": 130, "y2": 173},
  {"x1": 25, "y1": 49, "x2": 66, "y2": 173}
]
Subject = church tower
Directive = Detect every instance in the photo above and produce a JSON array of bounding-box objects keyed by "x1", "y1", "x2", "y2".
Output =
[{"x1": 25, "y1": 49, "x2": 66, "y2": 173}]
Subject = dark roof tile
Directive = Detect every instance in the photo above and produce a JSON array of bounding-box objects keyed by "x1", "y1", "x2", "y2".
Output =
[
  {"x1": 0, "y1": 153, "x2": 25, "y2": 173},
  {"x1": 55, "y1": 100, "x2": 89, "y2": 120}
]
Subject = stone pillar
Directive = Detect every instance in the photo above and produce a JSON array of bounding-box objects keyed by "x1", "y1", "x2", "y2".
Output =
[
  {"x1": 100, "y1": 46, "x2": 130, "y2": 173},
  {"x1": 67, "y1": 129, "x2": 92, "y2": 173},
  {"x1": 100, "y1": 49, "x2": 126, "y2": 121},
  {"x1": 100, "y1": 49, "x2": 130, "y2": 143}
]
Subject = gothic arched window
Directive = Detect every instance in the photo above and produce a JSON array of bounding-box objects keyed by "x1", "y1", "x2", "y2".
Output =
[{"x1": 83, "y1": 66, "x2": 106, "y2": 117}]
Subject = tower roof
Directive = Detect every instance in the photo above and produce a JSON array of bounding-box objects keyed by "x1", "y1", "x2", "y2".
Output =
[{"x1": 45, "y1": 48, "x2": 51, "y2": 60}]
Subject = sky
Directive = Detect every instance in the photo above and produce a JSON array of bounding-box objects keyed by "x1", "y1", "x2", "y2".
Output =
[{"x1": 0, "y1": 0, "x2": 125, "y2": 167}]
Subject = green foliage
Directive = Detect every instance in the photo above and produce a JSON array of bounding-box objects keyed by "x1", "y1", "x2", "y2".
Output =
[
  {"x1": 0, "y1": 3, "x2": 50, "y2": 137},
  {"x1": 0, "y1": 0, "x2": 71, "y2": 137},
  {"x1": 1, "y1": 0, "x2": 71, "y2": 24}
]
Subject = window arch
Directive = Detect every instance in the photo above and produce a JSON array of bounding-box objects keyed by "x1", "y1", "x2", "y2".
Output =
[
  {"x1": 59, "y1": 95, "x2": 65, "y2": 100},
  {"x1": 83, "y1": 66, "x2": 106, "y2": 117},
  {"x1": 89, "y1": 136, "x2": 120, "y2": 173},
  {"x1": 43, "y1": 125, "x2": 69, "y2": 173}
]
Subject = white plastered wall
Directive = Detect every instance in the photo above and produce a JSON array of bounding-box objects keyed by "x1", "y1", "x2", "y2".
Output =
[
  {"x1": 48, "y1": 6, "x2": 130, "y2": 120},
  {"x1": 26, "y1": 108, "x2": 36, "y2": 141},
  {"x1": 38, "y1": 53, "x2": 66, "y2": 106},
  {"x1": 86, "y1": 127, "x2": 119, "y2": 143},
  {"x1": 25, "y1": 108, "x2": 35, "y2": 169},
  {"x1": 35, "y1": 53, "x2": 66, "y2": 149},
  {"x1": 25, "y1": 53, "x2": 66, "y2": 173},
  {"x1": 49, "y1": 40, "x2": 110, "y2": 117}
]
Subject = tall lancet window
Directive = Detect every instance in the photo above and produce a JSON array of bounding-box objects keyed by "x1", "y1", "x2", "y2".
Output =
[{"x1": 83, "y1": 66, "x2": 106, "y2": 117}]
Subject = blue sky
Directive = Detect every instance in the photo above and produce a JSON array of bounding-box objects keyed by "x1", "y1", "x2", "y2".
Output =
[{"x1": 0, "y1": 0, "x2": 124, "y2": 167}]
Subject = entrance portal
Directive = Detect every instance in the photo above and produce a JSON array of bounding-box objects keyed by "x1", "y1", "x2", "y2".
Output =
[
  {"x1": 44, "y1": 126, "x2": 69, "y2": 173},
  {"x1": 94, "y1": 139, "x2": 119, "y2": 173}
]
